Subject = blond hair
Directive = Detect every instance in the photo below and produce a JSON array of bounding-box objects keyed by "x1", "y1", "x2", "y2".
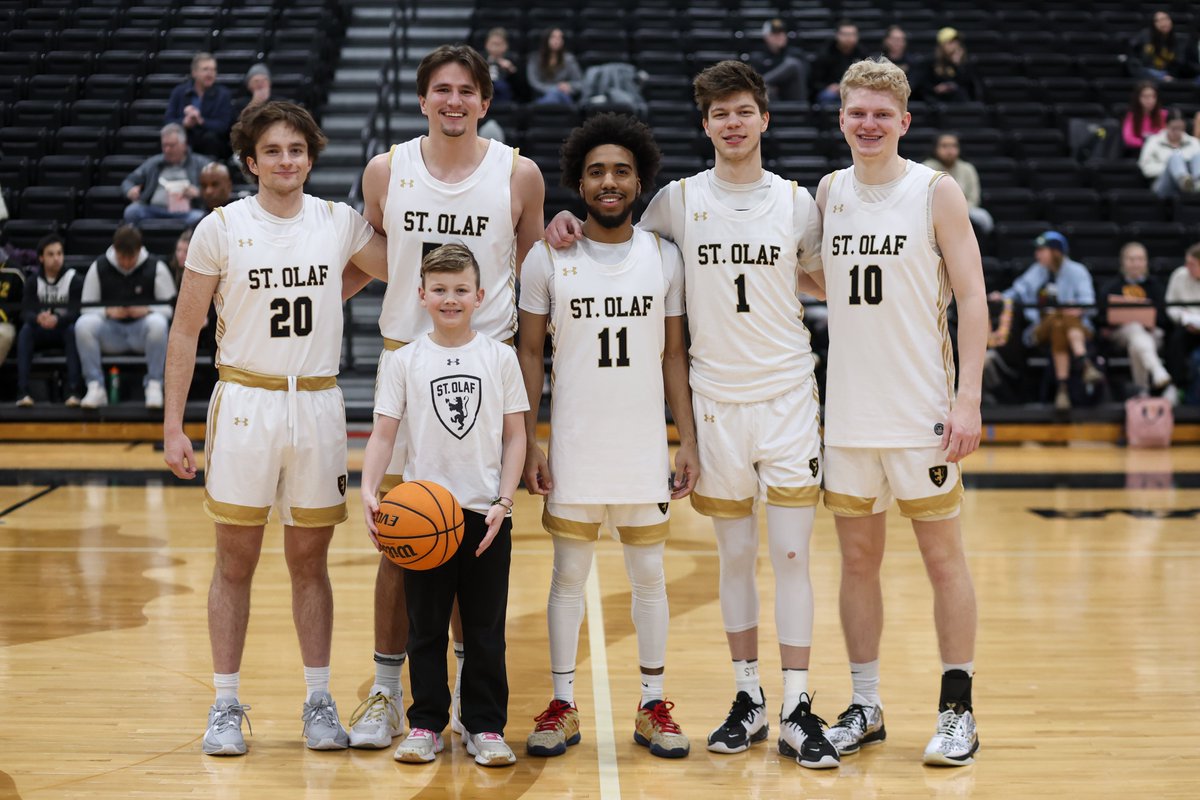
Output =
[
  {"x1": 839, "y1": 57, "x2": 910, "y2": 112},
  {"x1": 420, "y1": 243, "x2": 480, "y2": 287}
]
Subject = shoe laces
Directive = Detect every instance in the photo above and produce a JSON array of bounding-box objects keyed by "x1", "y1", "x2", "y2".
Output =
[
  {"x1": 349, "y1": 691, "x2": 399, "y2": 728},
  {"x1": 783, "y1": 697, "x2": 829, "y2": 738},
  {"x1": 408, "y1": 727, "x2": 436, "y2": 741},
  {"x1": 301, "y1": 698, "x2": 339, "y2": 730},
  {"x1": 935, "y1": 706, "x2": 970, "y2": 739},
  {"x1": 477, "y1": 732, "x2": 505, "y2": 744},
  {"x1": 533, "y1": 699, "x2": 575, "y2": 732},
  {"x1": 722, "y1": 692, "x2": 760, "y2": 729},
  {"x1": 832, "y1": 703, "x2": 868, "y2": 734},
  {"x1": 643, "y1": 700, "x2": 682, "y2": 734},
  {"x1": 213, "y1": 703, "x2": 252, "y2": 736}
]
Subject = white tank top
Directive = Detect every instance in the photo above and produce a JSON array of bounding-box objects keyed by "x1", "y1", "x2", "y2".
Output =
[
  {"x1": 822, "y1": 161, "x2": 956, "y2": 447},
  {"x1": 678, "y1": 171, "x2": 815, "y2": 402},
  {"x1": 380, "y1": 137, "x2": 518, "y2": 342},
  {"x1": 543, "y1": 231, "x2": 673, "y2": 504},
  {"x1": 200, "y1": 195, "x2": 370, "y2": 377}
]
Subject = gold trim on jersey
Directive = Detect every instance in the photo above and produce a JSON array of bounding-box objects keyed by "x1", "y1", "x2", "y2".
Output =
[
  {"x1": 936, "y1": 258, "x2": 956, "y2": 404},
  {"x1": 766, "y1": 485, "x2": 821, "y2": 508},
  {"x1": 897, "y1": 477, "x2": 963, "y2": 519},
  {"x1": 388, "y1": 143, "x2": 398, "y2": 168},
  {"x1": 215, "y1": 207, "x2": 226, "y2": 223},
  {"x1": 218, "y1": 366, "x2": 337, "y2": 391},
  {"x1": 377, "y1": 473, "x2": 404, "y2": 503},
  {"x1": 823, "y1": 490, "x2": 877, "y2": 517},
  {"x1": 690, "y1": 493, "x2": 754, "y2": 518},
  {"x1": 290, "y1": 502, "x2": 349, "y2": 528},
  {"x1": 615, "y1": 520, "x2": 670, "y2": 545},
  {"x1": 542, "y1": 507, "x2": 602, "y2": 540},
  {"x1": 511, "y1": 147, "x2": 520, "y2": 174},
  {"x1": 204, "y1": 491, "x2": 270, "y2": 526},
  {"x1": 383, "y1": 338, "x2": 410, "y2": 351}
]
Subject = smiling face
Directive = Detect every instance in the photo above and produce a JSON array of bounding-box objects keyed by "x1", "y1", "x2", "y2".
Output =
[
  {"x1": 840, "y1": 87, "x2": 910, "y2": 160},
  {"x1": 419, "y1": 62, "x2": 488, "y2": 139},
  {"x1": 420, "y1": 269, "x2": 482, "y2": 332},
  {"x1": 579, "y1": 143, "x2": 640, "y2": 230},
  {"x1": 246, "y1": 122, "x2": 312, "y2": 195},
  {"x1": 703, "y1": 91, "x2": 767, "y2": 167}
]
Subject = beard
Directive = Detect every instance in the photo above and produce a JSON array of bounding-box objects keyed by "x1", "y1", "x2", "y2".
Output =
[{"x1": 587, "y1": 203, "x2": 633, "y2": 229}]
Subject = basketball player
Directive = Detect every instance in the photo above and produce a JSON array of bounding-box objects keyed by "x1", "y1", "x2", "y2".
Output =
[
  {"x1": 341, "y1": 44, "x2": 544, "y2": 754},
  {"x1": 546, "y1": 61, "x2": 839, "y2": 769},
  {"x1": 361, "y1": 244, "x2": 528, "y2": 766},
  {"x1": 162, "y1": 101, "x2": 389, "y2": 756},
  {"x1": 517, "y1": 114, "x2": 699, "y2": 759},
  {"x1": 812, "y1": 58, "x2": 987, "y2": 766}
]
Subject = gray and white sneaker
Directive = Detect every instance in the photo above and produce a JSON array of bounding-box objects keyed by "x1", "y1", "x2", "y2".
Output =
[
  {"x1": 301, "y1": 691, "x2": 349, "y2": 750},
  {"x1": 203, "y1": 700, "x2": 251, "y2": 756},
  {"x1": 923, "y1": 706, "x2": 978, "y2": 766},
  {"x1": 348, "y1": 685, "x2": 404, "y2": 749},
  {"x1": 465, "y1": 731, "x2": 517, "y2": 767},
  {"x1": 394, "y1": 728, "x2": 444, "y2": 763},
  {"x1": 451, "y1": 689, "x2": 463, "y2": 735},
  {"x1": 826, "y1": 702, "x2": 886, "y2": 755}
]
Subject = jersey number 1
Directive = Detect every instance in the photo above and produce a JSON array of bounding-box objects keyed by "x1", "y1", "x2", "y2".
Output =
[
  {"x1": 597, "y1": 327, "x2": 629, "y2": 367},
  {"x1": 848, "y1": 264, "x2": 883, "y2": 305},
  {"x1": 269, "y1": 297, "x2": 314, "y2": 337}
]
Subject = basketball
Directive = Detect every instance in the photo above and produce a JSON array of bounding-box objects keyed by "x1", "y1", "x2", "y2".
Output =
[{"x1": 374, "y1": 480, "x2": 464, "y2": 570}]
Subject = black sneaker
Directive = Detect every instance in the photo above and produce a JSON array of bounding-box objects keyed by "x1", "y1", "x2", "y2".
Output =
[
  {"x1": 706, "y1": 690, "x2": 768, "y2": 754},
  {"x1": 777, "y1": 693, "x2": 840, "y2": 769}
]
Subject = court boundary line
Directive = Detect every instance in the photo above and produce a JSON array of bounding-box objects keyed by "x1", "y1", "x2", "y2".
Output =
[
  {"x1": 586, "y1": 562, "x2": 621, "y2": 800},
  {"x1": 0, "y1": 485, "x2": 58, "y2": 518}
]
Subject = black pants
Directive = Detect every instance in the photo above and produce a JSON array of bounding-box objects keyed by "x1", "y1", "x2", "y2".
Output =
[
  {"x1": 404, "y1": 509, "x2": 511, "y2": 735},
  {"x1": 17, "y1": 322, "x2": 80, "y2": 397},
  {"x1": 1166, "y1": 326, "x2": 1200, "y2": 391}
]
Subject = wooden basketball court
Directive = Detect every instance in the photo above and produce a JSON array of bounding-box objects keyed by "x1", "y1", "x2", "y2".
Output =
[{"x1": 1, "y1": 442, "x2": 1198, "y2": 798}]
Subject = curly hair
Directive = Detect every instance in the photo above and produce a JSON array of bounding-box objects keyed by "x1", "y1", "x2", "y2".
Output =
[{"x1": 559, "y1": 112, "x2": 662, "y2": 191}]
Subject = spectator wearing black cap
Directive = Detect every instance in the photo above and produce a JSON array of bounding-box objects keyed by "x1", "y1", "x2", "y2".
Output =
[
  {"x1": 811, "y1": 20, "x2": 867, "y2": 105},
  {"x1": 232, "y1": 63, "x2": 282, "y2": 120},
  {"x1": 750, "y1": 19, "x2": 809, "y2": 103}
]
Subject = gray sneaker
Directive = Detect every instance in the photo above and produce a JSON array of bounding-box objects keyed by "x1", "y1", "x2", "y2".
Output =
[
  {"x1": 301, "y1": 691, "x2": 349, "y2": 750},
  {"x1": 348, "y1": 686, "x2": 404, "y2": 749},
  {"x1": 465, "y1": 731, "x2": 517, "y2": 767},
  {"x1": 825, "y1": 703, "x2": 886, "y2": 755},
  {"x1": 203, "y1": 700, "x2": 251, "y2": 756}
]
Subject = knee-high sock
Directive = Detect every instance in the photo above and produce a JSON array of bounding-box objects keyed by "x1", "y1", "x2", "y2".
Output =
[
  {"x1": 713, "y1": 514, "x2": 759, "y2": 633},
  {"x1": 623, "y1": 541, "x2": 668, "y2": 670},
  {"x1": 765, "y1": 504, "x2": 815, "y2": 648}
]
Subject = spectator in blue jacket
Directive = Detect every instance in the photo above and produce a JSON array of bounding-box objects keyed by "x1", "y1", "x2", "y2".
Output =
[
  {"x1": 121, "y1": 124, "x2": 211, "y2": 226},
  {"x1": 165, "y1": 52, "x2": 234, "y2": 159}
]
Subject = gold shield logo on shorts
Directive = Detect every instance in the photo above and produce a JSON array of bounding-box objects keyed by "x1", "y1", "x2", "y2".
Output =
[
  {"x1": 809, "y1": 458, "x2": 819, "y2": 478},
  {"x1": 658, "y1": 502, "x2": 669, "y2": 515},
  {"x1": 929, "y1": 466, "x2": 948, "y2": 487},
  {"x1": 337, "y1": 475, "x2": 347, "y2": 496}
]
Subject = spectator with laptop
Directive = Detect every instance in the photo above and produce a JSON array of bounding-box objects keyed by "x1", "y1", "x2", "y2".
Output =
[{"x1": 1098, "y1": 241, "x2": 1173, "y2": 398}]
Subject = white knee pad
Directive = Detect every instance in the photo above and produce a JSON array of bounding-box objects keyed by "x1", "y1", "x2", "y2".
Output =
[
  {"x1": 548, "y1": 537, "x2": 595, "y2": 673},
  {"x1": 623, "y1": 542, "x2": 668, "y2": 670},
  {"x1": 713, "y1": 514, "x2": 759, "y2": 633},
  {"x1": 766, "y1": 505, "x2": 815, "y2": 648}
]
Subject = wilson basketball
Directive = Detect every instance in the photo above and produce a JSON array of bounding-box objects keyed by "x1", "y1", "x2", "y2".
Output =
[{"x1": 375, "y1": 480, "x2": 464, "y2": 570}]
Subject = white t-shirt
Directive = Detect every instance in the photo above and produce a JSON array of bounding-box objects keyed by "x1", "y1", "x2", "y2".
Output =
[{"x1": 374, "y1": 333, "x2": 528, "y2": 513}]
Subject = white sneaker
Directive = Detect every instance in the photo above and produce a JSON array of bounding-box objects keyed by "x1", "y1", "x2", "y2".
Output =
[
  {"x1": 15, "y1": 395, "x2": 34, "y2": 408},
  {"x1": 825, "y1": 702, "x2": 886, "y2": 755},
  {"x1": 144, "y1": 379, "x2": 163, "y2": 409},
  {"x1": 923, "y1": 706, "x2": 979, "y2": 766},
  {"x1": 394, "y1": 728, "x2": 443, "y2": 763},
  {"x1": 465, "y1": 731, "x2": 517, "y2": 767},
  {"x1": 451, "y1": 689, "x2": 463, "y2": 735},
  {"x1": 80, "y1": 381, "x2": 106, "y2": 409},
  {"x1": 64, "y1": 395, "x2": 81, "y2": 407},
  {"x1": 348, "y1": 685, "x2": 404, "y2": 749}
]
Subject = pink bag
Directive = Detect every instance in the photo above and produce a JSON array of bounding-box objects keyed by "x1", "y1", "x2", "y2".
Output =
[{"x1": 1125, "y1": 397, "x2": 1173, "y2": 448}]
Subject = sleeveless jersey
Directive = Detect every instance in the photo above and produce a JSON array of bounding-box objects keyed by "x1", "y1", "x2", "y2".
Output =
[
  {"x1": 542, "y1": 231, "x2": 675, "y2": 504},
  {"x1": 677, "y1": 171, "x2": 815, "y2": 402},
  {"x1": 380, "y1": 137, "x2": 518, "y2": 342},
  {"x1": 822, "y1": 161, "x2": 955, "y2": 448},
  {"x1": 188, "y1": 195, "x2": 372, "y2": 377}
]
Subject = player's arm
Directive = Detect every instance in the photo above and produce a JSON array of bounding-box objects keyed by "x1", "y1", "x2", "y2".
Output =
[
  {"x1": 163, "y1": 269, "x2": 219, "y2": 480},
  {"x1": 933, "y1": 176, "x2": 986, "y2": 464},
  {"x1": 343, "y1": 153, "x2": 391, "y2": 300},
  {"x1": 801, "y1": 173, "x2": 834, "y2": 292},
  {"x1": 516, "y1": 308, "x2": 552, "y2": 495},
  {"x1": 361, "y1": 413, "x2": 401, "y2": 547},
  {"x1": 480, "y1": 411, "x2": 526, "y2": 555},
  {"x1": 346, "y1": 230, "x2": 389, "y2": 291},
  {"x1": 512, "y1": 156, "x2": 546, "y2": 276},
  {"x1": 662, "y1": 315, "x2": 698, "y2": 498}
]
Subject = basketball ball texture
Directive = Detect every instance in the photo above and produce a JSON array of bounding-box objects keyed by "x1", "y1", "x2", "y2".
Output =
[{"x1": 375, "y1": 480, "x2": 463, "y2": 570}]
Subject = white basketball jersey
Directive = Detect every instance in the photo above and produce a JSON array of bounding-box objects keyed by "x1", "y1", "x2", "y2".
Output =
[
  {"x1": 193, "y1": 195, "x2": 371, "y2": 377},
  {"x1": 542, "y1": 231, "x2": 675, "y2": 504},
  {"x1": 822, "y1": 162, "x2": 956, "y2": 448},
  {"x1": 380, "y1": 137, "x2": 518, "y2": 342},
  {"x1": 677, "y1": 171, "x2": 815, "y2": 402}
]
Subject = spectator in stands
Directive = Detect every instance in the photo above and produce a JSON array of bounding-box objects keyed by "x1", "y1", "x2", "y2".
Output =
[
  {"x1": 483, "y1": 27, "x2": 524, "y2": 105},
  {"x1": 924, "y1": 132, "x2": 994, "y2": 235},
  {"x1": 750, "y1": 18, "x2": 809, "y2": 102},
  {"x1": 1165, "y1": 242, "x2": 1200, "y2": 404},
  {"x1": 232, "y1": 64, "x2": 281, "y2": 121},
  {"x1": 1129, "y1": 10, "x2": 1187, "y2": 83},
  {"x1": 528, "y1": 28, "x2": 582, "y2": 105},
  {"x1": 15, "y1": 235, "x2": 81, "y2": 408},
  {"x1": 997, "y1": 231, "x2": 1101, "y2": 411},
  {"x1": 1122, "y1": 82, "x2": 1168, "y2": 155},
  {"x1": 169, "y1": 227, "x2": 192, "y2": 289},
  {"x1": 166, "y1": 52, "x2": 234, "y2": 159},
  {"x1": 122, "y1": 124, "x2": 211, "y2": 226},
  {"x1": 199, "y1": 162, "x2": 233, "y2": 214},
  {"x1": 1099, "y1": 241, "x2": 1173, "y2": 397},
  {"x1": 915, "y1": 28, "x2": 981, "y2": 104},
  {"x1": 75, "y1": 225, "x2": 176, "y2": 410},
  {"x1": 0, "y1": 260, "x2": 23, "y2": 373},
  {"x1": 880, "y1": 25, "x2": 916, "y2": 74},
  {"x1": 812, "y1": 20, "x2": 866, "y2": 105},
  {"x1": 1139, "y1": 110, "x2": 1200, "y2": 198}
]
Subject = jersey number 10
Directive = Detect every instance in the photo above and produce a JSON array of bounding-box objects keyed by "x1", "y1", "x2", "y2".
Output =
[{"x1": 848, "y1": 264, "x2": 883, "y2": 305}]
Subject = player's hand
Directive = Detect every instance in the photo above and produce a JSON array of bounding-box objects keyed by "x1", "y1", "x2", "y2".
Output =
[
  {"x1": 523, "y1": 446, "x2": 553, "y2": 495},
  {"x1": 545, "y1": 210, "x2": 584, "y2": 250},
  {"x1": 671, "y1": 441, "x2": 700, "y2": 499},
  {"x1": 163, "y1": 430, "x2": 198, "y2": 480},
  {"x1": 362, "y1": 492, "x2": 382, "y2": 549},
  {"x1": 941, "y1": 401, "x2": 981, "y2": 463},
  {"x1": 479, "y1": 505, "x2": 505, "y2": 555}
]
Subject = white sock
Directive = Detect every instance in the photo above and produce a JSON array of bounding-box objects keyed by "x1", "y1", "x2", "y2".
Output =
[
  {"x1": 781, "y1": 668, "x2": 809, "y2": 717},
  {"x1": 214, "y1": 671, "x2": 239, "y2": 703},
  {"x1": 552, "y1": 670, "x2": 576, "y2": 704},
  {"x1": 850, "y1": 659, "x2": 881, "y2": 708},
  {"x1": 373, "y1": 651, "x2": 405, "y2": 698},
  {"x1": 942, "y1": 660, "x2": 974, "y2": 676},
  {"x1": 640, "y1": 671, "x2": 664, "y2": 706},
  {"x1": 304, "y1": 665, "x2": 330, "y2": 702},
  {"x1": 733, "y1": 658, "x2": 761, "y2": 701},
  {"x1": 453, "y1": 642, "x2": 465, "y2": 700}
]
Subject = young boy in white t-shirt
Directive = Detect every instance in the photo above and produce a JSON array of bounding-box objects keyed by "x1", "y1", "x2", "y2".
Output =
[{"x1": 361, "y1": 243, "x2": 528, "y2": 767}]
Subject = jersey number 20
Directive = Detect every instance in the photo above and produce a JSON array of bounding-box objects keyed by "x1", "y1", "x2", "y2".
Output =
[{"x1": 270, "y1": 297, "x2": 314, "y2": 337}]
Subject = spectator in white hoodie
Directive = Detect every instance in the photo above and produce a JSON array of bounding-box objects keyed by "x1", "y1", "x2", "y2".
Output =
[{"x1": 1139, "y1": 110, "x2": 1200, "y2": 198}]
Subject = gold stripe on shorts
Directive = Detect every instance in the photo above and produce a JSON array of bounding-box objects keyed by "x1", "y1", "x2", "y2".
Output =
[
  {"x1": 290, "y1": 502, "x2": 349, "y2": 528},
  {"x1": 382, "y1": 338, "x2": 409, "y2": 351},
  {"x1": 377, "y1": 474, "x2": 405, "y2": 503},
  {"x1": 218, "y1": 365, "x2": 337, "y2": 391},
  {"x1": 204, "y1": 491, "x2": 270, "y2": 527},
  {"x1": 616, "y1": 520, "x2": 670, "y2": 545},
  {"x1": 690, "y1": 493, "x2": 754, "y2": 519},
  {"x1": 542, "y1": 506, "x2": 601, "y2": 541},
  {"x1": 766, "y1": 485, "x2": 821, "y2": 508},
  {"x1": 897, "y1": 478, "x2": 964, "y2": 520},
  {"x1": 824, "y1": 490, "x2": 877, "y2": 517}
]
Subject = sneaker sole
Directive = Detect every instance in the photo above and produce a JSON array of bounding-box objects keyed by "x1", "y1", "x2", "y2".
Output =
[
  {"x1": 923, "y1": 740, "x2": 979, "y2": 767},
  {"x1": 778, "y1": 738, "x2": 841, "y2": 769},
  {"x1": 633, "y1": 733, "x2": 689, "y2": 759},
  {"x1": 306, "y1": 737, "x2": 349, "y2": 750},
  {"x1": 349, "y1": 730, "x2": 402, "y2": 749},
  {"x1": 705, "y1": 724, "x2": 769, "y2": 754},
  {"x1": 466, "y1": 741, "x2": 516, "y2": 767},
  {"x1": 395, "y1": 750, "x2": 438, "y2": 763},
  {"x1": 527, "y1": 732, "x2": 580, "y2": 757},
  {"x1": 832, "y1": 726, "x2": 887, "y2": 755},
  {"x1": 203, "y1": 742, "x2": 247, "y2": 756}
]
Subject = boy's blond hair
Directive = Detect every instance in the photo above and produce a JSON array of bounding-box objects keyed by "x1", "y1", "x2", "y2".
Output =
[
  {"x1": 839, "y1": 57, "x2": 911, "y2": 112},
  {"x1": 420, "y1": 243, "x2": 481, "y2": 287}
]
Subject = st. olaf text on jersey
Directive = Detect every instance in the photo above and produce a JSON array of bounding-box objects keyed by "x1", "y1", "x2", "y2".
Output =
[
  {"x1": 696, "y1": 243, "x2": 782, "y2": 266},
  {"x1": 247, "y1": 264, "x2": 330, "y2": 290},
  {"x1": 829, "y1": 234, "x2": 909, "y2": 257},
  {"x1": 569, "y1": 295, "x2": 655, "y2": 320},
  {"x1": 402, "y1": 211, "x2": 489, "y2": 236}
]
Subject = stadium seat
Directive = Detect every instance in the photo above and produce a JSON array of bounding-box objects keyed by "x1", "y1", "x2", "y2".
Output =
[
  {"x1": 17, "y1": 186, "x2": 76, "y2": 222},
  {"x1": 39, "y1": 50, "x2": 96, "y2": 78},
  {"x1": 55, "y1": 126, "x2": 110, "y2": 159},
  {"x1": 2, "y1": 219, "x2": 60, "y2": 250},
  {"x1": 1039, "y1": 188, "x2": 1103, "y2": 225},
  {"x1": 98, "y1": 155, "x2": 146, "y2": 186},
  {"x1": 67, "y1": 219, "x2": 120, "y2": 257},
  {"x1": 115, "y1": 126, "x2": 164, "y2": 158},
  {"x1": 138, "y1": 218, "x2": 190, "y2": 256},
  {"x1": 0, "y1": 156, "x2": 31, "y2": 191},
  {"x1": 83, "y1": 74, "x2": 138, "y2": 102},
  {"x1": 1105, "y1": 190, "x2": 1168, "y2": 224},
  {"x1": 1024, "y1": 158, "x2": 1082, "y2": 190},
  {"x1": 11, "y1": 100, "x2": 65, "y2": 128},
  {"x1": 83, "y1": 186, "x2": 129, "y2": 221},
  {"x1": 0, "y1": 127, "x2": 51, "y2": 159},
  {"x1": 1060, "y1": 221, "x2": 1121, "y2": 259},
  {"x1": 69, "y1": 99, "x2": 123, "y2": 128},
  {"x1": 982, "y1": 188, "x2": 1038, "y2": 222},
  {"x1": 1122, "y1": 222, "x2": 1189, "y2": 261}
]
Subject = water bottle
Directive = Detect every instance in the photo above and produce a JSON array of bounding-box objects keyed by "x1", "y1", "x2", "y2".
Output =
[{"x1": 107, "y1": 365, "x2": 120, "y2": 405}]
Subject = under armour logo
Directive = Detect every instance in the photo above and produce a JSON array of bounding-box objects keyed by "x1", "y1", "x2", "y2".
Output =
[
  {"x1": 693, "y1": 211, "x2": 708, "y2": 221},
  {"x1": 398, "y1": 178, "x2": 414, "y2": 188},
  {"x1": 446, "y1": 358, "x2": 460, "y2": 365},
  {"x1": 233, "y1": 417, "x2": 249, "y2": 426},
  {"x1": 237, "y1": 238, "x2": 253, "y2": 247},
  {"x1": 703, "y1": 414, "x2": 715, "y2": 423},
  {"x1": 831, "y1": 204, "x2": 844, "y2": 213},
  {"x1": 561, "y1": 266, "x2": 577, "y2": 276}
]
